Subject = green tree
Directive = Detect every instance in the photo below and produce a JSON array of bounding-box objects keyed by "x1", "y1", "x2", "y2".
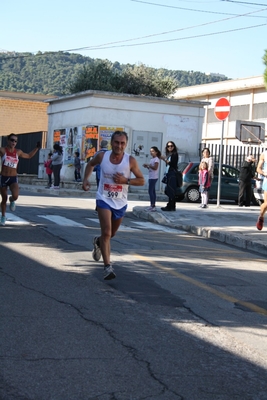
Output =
[
  {"x1": 0, "y1": 51, "x2": 229, "y2": 96},
  {"x1": 69, "y1": 61, "x2": 178, "y2": 97},
  {"x1": 68, "y1": 60, "x2": 119, "y2": 93}
]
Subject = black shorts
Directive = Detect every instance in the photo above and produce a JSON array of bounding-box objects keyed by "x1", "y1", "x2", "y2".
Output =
[{"x1": 0, "y1": 175, "x2": 18, "y2": 188}]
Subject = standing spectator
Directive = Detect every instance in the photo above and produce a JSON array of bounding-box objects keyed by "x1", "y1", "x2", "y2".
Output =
[
  {"x1": 44, "y1": 152, "x2": 53, "y2": 188},
  {"x1": 51, "y1": 144, "x2": 63, "y2": 189},
  {"x1": 256, "y1": 150, "x2": 267, "y2": 230},
  {"x1": 198, "y1": 161, "x2": 211, "y2": 208},
  {"x1": 0, "y1": 133, "x2": 40, "y2": 226},
  {"x1": 161, "y1": 141, "x2": 179, "y2": 212},
  {"x1": 143, "y1": 146, "x2": 161, "y2": 211},
  {"x1": 74, "y1": 151, "x2": 81, "y2": 182},
  {"x1": 238, "y1": 155, "x2": 256, "y2": 207},
  {"x1": 201, "y1": 147, "x2": 214, "y2": 184}
]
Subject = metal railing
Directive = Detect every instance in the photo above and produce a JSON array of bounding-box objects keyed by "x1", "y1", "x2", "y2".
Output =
[{"x1": 200, "y1": 143, "x2": 264, "y2": 169}]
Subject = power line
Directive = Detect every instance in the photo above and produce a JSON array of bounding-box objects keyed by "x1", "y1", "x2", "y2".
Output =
[
  {"x1": 1, "y1": 20, "x2": 266, "y2": 61},
  {"x1": 75, "y1": 23, "x2": 267, "y2": 51},
  {"x1": 1, "y1": 5, "x2": 266, "y2": 60},
  {"x1": 221, "y1": 0, "x2": 267, "y2": 5},
  {"x1": 64, "y1": 6, "x2": 267, "y2": 52},
  {"x1": 130, "y1": 0, "x2": 267, "y2": 16}
]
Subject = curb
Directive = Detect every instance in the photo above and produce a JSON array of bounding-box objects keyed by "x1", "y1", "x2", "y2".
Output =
[
  {"x1": 19, "y1": 184, "x2": 94, "y2": 198},
  {"x1": 132, "y1": 206, "x2": 267, "y2": 257}
]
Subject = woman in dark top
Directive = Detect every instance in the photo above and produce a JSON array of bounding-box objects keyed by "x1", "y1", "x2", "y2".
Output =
[
  {"x1": 161, "y1": 141, "x2": 179, "y2": 211},
  {"x1": 51, "y1": 143, "x2": 63, "y2": 189}
]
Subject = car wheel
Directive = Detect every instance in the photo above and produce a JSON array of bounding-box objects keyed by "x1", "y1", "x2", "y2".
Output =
[
  {"x1": 185, "y1": 186, "x2": 200, "y2": 203},
  {"x1": 175, "y1": 194, "x2": 185, "y2": 202}
]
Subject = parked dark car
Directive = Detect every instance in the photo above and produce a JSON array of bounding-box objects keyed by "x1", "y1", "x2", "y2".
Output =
[{"x1": 175, "y1": 161, "x2": 256, "y2": 203}]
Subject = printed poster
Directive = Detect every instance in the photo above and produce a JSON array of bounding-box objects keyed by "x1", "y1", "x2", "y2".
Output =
[
  {"x1": 65, "y1": 126, "x2": 82, "y2": 165},
  {"x1": 81, "y1": 125, "x2": 98, "y2": 161}
]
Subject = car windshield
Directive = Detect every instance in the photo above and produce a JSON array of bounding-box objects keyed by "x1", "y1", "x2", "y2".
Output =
[
  {"x1": 178, "y1": 162, "x2": 240, "y2": 178},
  {"x1": 178, "y1": 162, "x2": 189, "y2": 172},
  {"x1": 214, "y1": 164, "x2": 240, "y2": 178}
]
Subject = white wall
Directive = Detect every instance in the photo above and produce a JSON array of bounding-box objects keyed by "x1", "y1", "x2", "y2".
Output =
[
  {"x1": 47, "y1": 92, "x2": 207, "y2": 187},
  {"x1": 173, "y1": 76, "x2": 267, "y2": 147}
]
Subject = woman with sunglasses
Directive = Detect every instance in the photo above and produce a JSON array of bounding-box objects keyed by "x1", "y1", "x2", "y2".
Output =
[
  {"x1": 0, "y1": 133, "x2": 41, "y2": 226},
  {"x1": 161, "y1": 141, "x2": 179, "y2": 211}
]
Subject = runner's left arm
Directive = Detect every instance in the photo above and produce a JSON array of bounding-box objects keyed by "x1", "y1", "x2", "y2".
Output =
[
  {"x1": 128, "y1": 156, "x2": 145, "y2": 186},
  {"x1": 17, "y1": 142, "x2": 41, "y2": 159}
]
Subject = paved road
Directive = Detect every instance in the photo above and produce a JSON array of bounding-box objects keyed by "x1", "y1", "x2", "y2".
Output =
[
  {"x1": 19, "y1": 183, "x2": 267, "y2": 256},
  {"x1": 1, "y1": 192, "x2": 267, "y2": 399}
]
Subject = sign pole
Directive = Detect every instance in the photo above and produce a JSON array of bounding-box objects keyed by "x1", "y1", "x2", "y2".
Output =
[
  {"x1": 214, "y1": 97, "x2": 230, "y2": 208},
  {"x1": 217, "y1": 120, "x2": 224, "y2": 207}
]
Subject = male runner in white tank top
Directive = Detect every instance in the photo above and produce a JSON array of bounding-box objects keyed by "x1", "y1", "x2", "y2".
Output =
[{"x1": 82, "y1": 131, "x2": 145, "y2": 280}]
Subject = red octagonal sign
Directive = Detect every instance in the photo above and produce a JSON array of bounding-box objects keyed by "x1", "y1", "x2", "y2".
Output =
[{"x1": 214, "y1": 97, "x2": 230, "y2": 121}]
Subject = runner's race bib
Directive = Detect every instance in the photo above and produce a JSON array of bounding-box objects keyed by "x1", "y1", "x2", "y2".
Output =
[
  {"x1": 103, "y1": 183, "x2": 123, "y2": 199},
  {"x1": 3, "y1": 155, "x2": 18, "y2": 169}
]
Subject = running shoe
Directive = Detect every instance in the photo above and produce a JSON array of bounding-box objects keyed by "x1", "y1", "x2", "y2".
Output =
[
  {"x1": 103, "y1": 265, "x2": 116, "y2": 280},
  {"x1": 1, "y1": 216, "x2": 6, "y2": 226},
  {"x1": 92, "y1": 236, "x2": 102, "y2": 261},
  {"x1": 9, "y1": 196, "x2": 16, "y2": 212},
  {"x1": 151, "y1": 207, "x2": 157, "y2": 212},
  {"x1": 256, "y1": 216, "x2": 264, "y2": 231},
  {"x1": 145, "y1": 206, "x2": 153, "y2": 211}
]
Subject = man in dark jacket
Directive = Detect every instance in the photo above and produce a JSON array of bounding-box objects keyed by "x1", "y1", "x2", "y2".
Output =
[{"x1": 238, "y1": 155, "x2": 256, "y2": 207}]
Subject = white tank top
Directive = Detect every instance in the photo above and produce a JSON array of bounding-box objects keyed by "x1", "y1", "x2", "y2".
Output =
[{"x1": 96, "y1": 150, "x2": 131, "y2": 209}]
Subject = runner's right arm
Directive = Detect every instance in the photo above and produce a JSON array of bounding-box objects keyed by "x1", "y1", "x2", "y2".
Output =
[
  {"x1": 82, "y1": 152, "x2": 105, "y2": 191},
  {"x1": 257, "y1": 153, "x2": 265, "y2": 177}
]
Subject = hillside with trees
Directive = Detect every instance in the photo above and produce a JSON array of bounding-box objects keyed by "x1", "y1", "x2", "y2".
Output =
[{"x1": 0, "y1": 51, "x2": 229, "y2": 97}]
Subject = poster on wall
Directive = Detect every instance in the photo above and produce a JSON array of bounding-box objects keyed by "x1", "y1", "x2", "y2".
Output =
[
  {"x1": 65, "y1": 126, "x2": 82, "y2": 165},
  {"x1": 53, "y1": 127, "x2": 83, "y2": 165},
  {"x1": 53, "y1": 125, "x2": 125, "y2": 165},
  {"x1": 81, "y1": 125, "x2": 98, "y2": 161},
  {"x1": 53, "y1": 129, "x2": 66, "y2": 146},
  {"x1": 98, "y1": 126, "x2": 124, "y2": 150}
]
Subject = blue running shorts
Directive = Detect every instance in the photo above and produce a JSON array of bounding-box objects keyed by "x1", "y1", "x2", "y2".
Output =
[{"x1": 96, "y1": 200, "x2": 127, "y2": 220}]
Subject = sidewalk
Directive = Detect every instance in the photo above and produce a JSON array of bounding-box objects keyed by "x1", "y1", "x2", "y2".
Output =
[
  {"x1": 132, "y1": 203, "x2": 267, "y2": 257},
  {"x1": 19, "y1": 183, "x2": 267, "y2": 257}
]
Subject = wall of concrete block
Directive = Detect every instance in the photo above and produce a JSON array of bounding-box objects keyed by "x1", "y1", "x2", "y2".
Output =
[{"x1": 0, "y1": 98, "x2": 48, "y2": 137}]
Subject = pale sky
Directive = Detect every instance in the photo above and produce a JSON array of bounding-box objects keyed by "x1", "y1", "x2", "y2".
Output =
[{"x1": 1, "y1": 0, "x2": 267, "y2": 79}]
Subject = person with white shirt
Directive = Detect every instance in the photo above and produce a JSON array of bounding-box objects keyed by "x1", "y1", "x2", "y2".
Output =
[
  {"x1": 82, "y1": 131, "x2": 145, "y2": 280},
  {"x1": 143, "y1": 146, "x2": 161, "y2": 212}
]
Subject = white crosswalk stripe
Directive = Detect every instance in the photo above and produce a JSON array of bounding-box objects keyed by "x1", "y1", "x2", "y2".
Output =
[
  {"x1": 86, "y1": 218, "x2": 140, "y2": 231},
  {"x1": 87, "y1": 218, "x2": 183, "y2": 233},
  {"x1": 132, "y1": 221, "x2": 184, "y2": 233},
  {"x1": 38, "y1": 215, "x2": 86, "y2": 227},
  {"x1": 2, "y1": 213, "x2": 30, "y2": 225},
  {"x1": 2, "y1": 213, "x2": 183, "y2": 234}
]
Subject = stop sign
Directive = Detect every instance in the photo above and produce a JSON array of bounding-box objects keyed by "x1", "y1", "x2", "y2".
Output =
[{"x1": 214, "y1": 97, "x2": 230, "y2": 121}]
